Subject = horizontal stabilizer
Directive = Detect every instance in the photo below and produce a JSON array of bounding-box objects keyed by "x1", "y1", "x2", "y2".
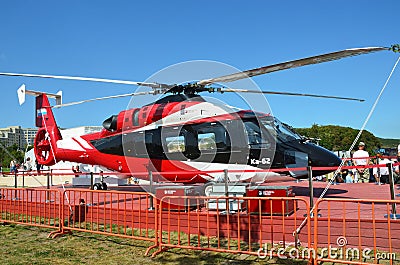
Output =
[{"x1": 17, "y1": 84, "x2": 62, "y2": 105}]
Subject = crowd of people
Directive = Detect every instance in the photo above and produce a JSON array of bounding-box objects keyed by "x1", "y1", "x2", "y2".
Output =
[
  {"x1": 324, "y1": 142, "x2": 400, "y2": 184},
  {"x1": 1, "y1": 158, "x2": 42, "y2": 176}
]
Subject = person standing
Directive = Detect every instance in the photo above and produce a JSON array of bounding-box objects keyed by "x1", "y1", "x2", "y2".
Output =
[
  {"x1": 373, "y1": 155, "x2": 391, "y2": 184},
  {"x1": 397, "y1": 143, "x2": 400, "y2": 161},
  {"x1": 25, "y1": 157, "x2": 32, "y2": 172},
  {"x1": 352, "y1": 142, "x2": 370, "y2": 183},
  {"x1": 35, "y1": 160, "x2": 41, "y2": 175},
  {"x1": 369, "y1": 159, "x2": 376, "y2": 183},
  {"x1": 10, "y1": 159, "x2": 16, "y2": 173},
  {"x1": 345, "y1": 171, "x2": 354, "y2": 183}
]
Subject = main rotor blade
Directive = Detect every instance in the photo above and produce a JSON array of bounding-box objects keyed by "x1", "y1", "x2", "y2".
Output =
[
  {"x1": 53, "y1": 90, "x2": 156, "y2": 108},
  {"x1": 198, "y1": 47, "x2": 390, "y2": 86},
  {"x1": 219, "y1": 88, "x2": 365, "y2": 102},
  {"x1": 0, "y1": 72, "x2": 171, "y2": 89}
]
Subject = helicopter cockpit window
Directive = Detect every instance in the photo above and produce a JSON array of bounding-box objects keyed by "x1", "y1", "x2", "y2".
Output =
[
  {"x1": 260, "y1": 117, "x2": 277, "y2": 138},
  {"x1": 274, "y1": 118, "x2": 302, "y2": 142}
]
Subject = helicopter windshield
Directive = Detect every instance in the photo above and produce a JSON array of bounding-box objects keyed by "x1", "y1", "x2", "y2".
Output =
[{"x1": 259, "y1": 117, "x2": 302, "y2": 142}]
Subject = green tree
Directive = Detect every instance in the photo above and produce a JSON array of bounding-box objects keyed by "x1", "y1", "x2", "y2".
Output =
[
  {"x1": 296, "y1": 125, "x2": 381, "y2": 154},
  {"x1": 0, "y1": 144, "x2": 25, "y2": 170}
]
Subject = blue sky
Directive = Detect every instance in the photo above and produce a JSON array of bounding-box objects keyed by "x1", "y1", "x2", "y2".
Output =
[{"x1": 1, "y1": 1, "x2": 399, "y2": 138}]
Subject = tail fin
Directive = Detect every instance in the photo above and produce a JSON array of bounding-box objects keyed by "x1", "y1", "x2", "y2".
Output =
[
  {"x1": 17, "y1": 85, "x2": 63, "y2": 166},
  {"x1": 35, "y1": 94, "x2": 63, "y2": 166},
  {"x1": 35, "y1": 93, "x2": 59, "y2": 128}
]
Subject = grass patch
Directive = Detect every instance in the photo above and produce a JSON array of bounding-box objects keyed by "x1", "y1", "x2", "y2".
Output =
[
  {"x1": 2, "y1": 212, "x2": 60, "y2": 227},
  {"x1": 0, "y1": 223, "x2": 309, "y2": 265}
]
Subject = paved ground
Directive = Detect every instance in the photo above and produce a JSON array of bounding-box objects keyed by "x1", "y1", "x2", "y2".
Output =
[{"x1": 0, "y1": 174, "x2": 73, "y2": 187}]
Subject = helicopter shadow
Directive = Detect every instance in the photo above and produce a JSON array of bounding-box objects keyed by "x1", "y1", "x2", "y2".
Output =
[{"x1": 292, "y1": 186, "x2": 349, "y2": 199}]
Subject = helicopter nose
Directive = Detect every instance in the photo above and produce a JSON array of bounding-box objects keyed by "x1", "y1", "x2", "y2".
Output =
[
  {"x1": 306, "y1": 143, "x2": 341, "y2": 168},
  {"x1": 280, "y1": 141, "x2": 341, "y2": 178}
]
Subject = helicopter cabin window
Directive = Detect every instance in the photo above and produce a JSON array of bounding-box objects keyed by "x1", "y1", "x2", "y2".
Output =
[
  {"x1": 165, "y1": 135, "x2": 185, "y2": 153},
  {"x1": 159, "y1": 123, "x2": 231, "y2": 159},
  {"x1": 198, "y1": 132, "x2": 216, "y2": 150},
  {"x1": 142, "y1": 106, "x2": 148, "y2": 119},
  {"x1": 102, "y1": 115, "x2": 118, "y2": 131},
  {"x1": 161, "y1": 126, "x2": 186, "y2": 153},
  {"x1": 194, "y1": 122, "x2": 229, "y2": 151},
  {"x1": 132, "y1": 109, "x2": 140, "y2": 127},
  {"x1": 161, "y1": 126, "x2": 201, "y2": 160},
  {"x1": 161, "y1": 126, "x2": 193, "y2": 160}
]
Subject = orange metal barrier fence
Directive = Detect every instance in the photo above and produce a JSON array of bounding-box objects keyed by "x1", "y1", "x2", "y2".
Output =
[
  {"x1": 0, "y1": 188, "x2": 62, "y2": 231},
  {"x1": 153, "y1": 195, "x2": 311, "y2": 260},
  {"x1": 2, "y1": 186, "x2": 400, "y2": 265},
  {"x1": 313, "y1": 198, "x2": 400, "y2": 265},
  {"x1": 60, "y1": 189, "x2": 158, "y2": 253}
]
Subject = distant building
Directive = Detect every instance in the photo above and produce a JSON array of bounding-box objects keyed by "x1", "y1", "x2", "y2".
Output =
[
  {"x1": 60, "y1": 126, "x2": 103, "y2": 139},
  {"x1": 0, "y1": 126, "x2": 38, "y2": 149},
  {"x1": 0, "y1": 125, "x2": 103, "y2": 150}
]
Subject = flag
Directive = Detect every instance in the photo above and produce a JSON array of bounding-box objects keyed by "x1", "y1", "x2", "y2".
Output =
[{"x1": 37, "y1": 108, "x2": 48, "y2": 117}]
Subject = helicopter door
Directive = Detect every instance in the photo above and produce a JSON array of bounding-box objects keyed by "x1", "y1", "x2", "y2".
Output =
[
  {"x1": 284, "y1": 150, "x2": 308, "y2": 177},
  {"x1": 244, "y1": 120, "x2": 275, "y2": 168},
  {"x1": 192, "y1": 122, "x2": 234, "y2": 164},
  {"x1": 182, "y1": 125, "x2": 201, "y2": 160},
  {"x1": 224, "y1": 120, "x2": 247, "y2": 164}
]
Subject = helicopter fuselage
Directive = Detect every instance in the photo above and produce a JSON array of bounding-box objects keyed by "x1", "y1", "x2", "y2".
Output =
[{"x1": 45, "y1": 94, "x2": 341, "y2": 183}]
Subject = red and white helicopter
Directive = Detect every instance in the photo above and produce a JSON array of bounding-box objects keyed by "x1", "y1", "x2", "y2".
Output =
[{"x1": 1, "y1": 45, "x2": 398, "y2": 187}]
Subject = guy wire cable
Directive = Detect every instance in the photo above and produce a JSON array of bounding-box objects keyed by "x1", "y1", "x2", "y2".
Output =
[
  {"x1": 41, "y1": 114, "x2": 73, "y2": 212},
  {"x1": 294, "y1": 54, "x2": 400, "y2": 235}
]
